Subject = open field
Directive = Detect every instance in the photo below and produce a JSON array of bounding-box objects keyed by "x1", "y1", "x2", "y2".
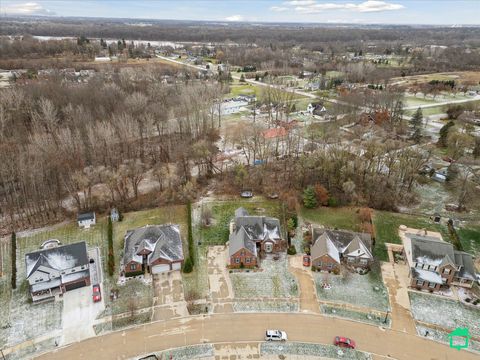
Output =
[
  {"x1": 372, "y1": 211, "x2": 449, "y2": 261},
  {"x1": 301, "y1": 206, "x2": 362, "y2": 232},
  {"x1": 458, "y1": 227, "x2": 480, "y2": 256},
  {"x1": 393, "y1": 71, "x2": 480, "y2": 86}
]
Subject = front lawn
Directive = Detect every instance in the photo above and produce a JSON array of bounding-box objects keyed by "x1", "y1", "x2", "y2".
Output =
[
  {"x1": 409, "y1": 291, "x2": 480, "y2": 338},
  {"x1": 372, "y1": 211, "x2": 449, "y2": 261},
  {"x1": 301, "y1": 207, "x2": 362, "y2": 232},
  {"x1": 314, "y1": 269, "x2": 390, "y2": 312}
]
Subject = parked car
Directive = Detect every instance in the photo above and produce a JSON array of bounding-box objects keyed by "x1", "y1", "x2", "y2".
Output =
[
  {"x1": 240, "y1": 190, "x2": 253, "y2": 198},
  {"x1": 303, "y1": 255, "x2": 311, "y2": 267},
  {"x1": 334, "y1": 336, "x2": 356, "y2": 349},
  {"x1": 92, "y1": 284, "x2": 102, "y2": 303},
  {"x1": 265, "y1": 329, "x2": 287, "y2": 341}
]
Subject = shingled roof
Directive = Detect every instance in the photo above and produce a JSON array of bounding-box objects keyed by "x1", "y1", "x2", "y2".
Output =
[
  {"x1": 123, "y1": 225, "x2": 184, "y2": 266},
  {"x1": 25, "y1": 241, "x2": 89, "y2": 279},
  {"x1": 311, "y1": 229, "x2": 373, "y2": 263}
]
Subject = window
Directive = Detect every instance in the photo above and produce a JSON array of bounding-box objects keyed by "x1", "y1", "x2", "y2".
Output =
[
  {"x1": 241, "y1": 251, "x2": 245, "y2": 256},
  {"x1": 130, "y1": 264, "x2": 136, "y2": 270},
  {"x1": 327, "y1": 264, "x2": 332, "y2": 269},
  {"x1": 360, "y1": 259, "x2": 368, "y2": 265},
  {"x1": 416, "y1": 280, "x2": 424, "y2": 286},
  {"x1": 265, "y1": 243, "x2": 273, "y2": 253},
  {"x1": 235, "y1": 258, "x2": 240, "y2": 264},
  {"x1": 71, "y1": 269, "x2": 75, "y2": 273},
  {"x1": 347, "y1": 257, "x2": 354, "y2": 263},
  {"x1": 246, "y1": 257, "x2": 250, "y2": 264},
  {"x1": 428, "y1": 282, "x2": 436, "y2": 289},
  {"x1": 443, "y1": 268, "x2": 451, "y2": 275}
]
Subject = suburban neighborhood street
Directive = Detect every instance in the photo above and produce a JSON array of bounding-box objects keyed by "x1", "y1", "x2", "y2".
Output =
[{"x1": 36, "y1": 312, "x2": 477, "y2": 360}]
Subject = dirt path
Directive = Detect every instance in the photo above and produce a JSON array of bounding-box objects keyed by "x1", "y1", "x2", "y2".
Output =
[
  {"x1": 381, "y1": 262, "x2": 416, "y2": 335},
  {"x1": 289, "y1": 255, "x2": 320, "y2": 314}
]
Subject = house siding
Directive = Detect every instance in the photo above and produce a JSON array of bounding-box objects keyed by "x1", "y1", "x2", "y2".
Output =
[
  {"x1": 438, "y1": 264, "x2": 456, "y2": 285},
  {"x1": 410, "y1": 277, "x2": 441, "y2": 292},
  {"x1": 230, "y1": 248, "x2": 257, "y2": 268},
  {"x1": 125, "y1": 260, "x2": 142, "y2": 274},
  {"x1": 311, "y1": 254, "x2": 340, "y2": 272}
]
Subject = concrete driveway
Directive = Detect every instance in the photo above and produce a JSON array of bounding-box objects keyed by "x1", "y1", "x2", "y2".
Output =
[
  {"x1": 59, "y1": 285, "x2": 104, "y2": 345},
  {"x1": 152, "y1": 271, "x2": 188, "y2": 321},
  {"x1": 289, "y1": 255, "x2": 320, "y2": 314},
  {"x1": 207, "y1": 245, "x2": 234, "y2": 313}
]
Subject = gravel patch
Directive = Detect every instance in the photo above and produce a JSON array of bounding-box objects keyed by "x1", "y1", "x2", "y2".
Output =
[{"x1": 261, "y1": 341, "x2": 372, "y2": 359}]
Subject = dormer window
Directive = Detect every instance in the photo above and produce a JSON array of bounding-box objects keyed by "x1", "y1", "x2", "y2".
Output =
[{"x1": 443, "y1": 268, "x2": 451, "y2": 275}]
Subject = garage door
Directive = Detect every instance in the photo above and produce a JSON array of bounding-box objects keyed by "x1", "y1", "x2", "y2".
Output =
[
  {"x1": 151, "y1": 264, "x2": 170, "y2": 274},
  {"x1": 172, "y1": 262, "x2": 182, "y2": 271},
  {"x1": 65, "y1": 280, "x2": 87, "y2": 292}
]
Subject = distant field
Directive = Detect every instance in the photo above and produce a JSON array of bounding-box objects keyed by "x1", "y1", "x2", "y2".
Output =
[{"x1": 393, "y1": 71, "x2": 480, "y2": 86}]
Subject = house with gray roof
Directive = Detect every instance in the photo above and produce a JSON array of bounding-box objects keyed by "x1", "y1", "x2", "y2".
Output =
[
  {"x1": 310, "y1": 228, "x2": 373, "y2": 272},
  {"x1": 122, "y1": 224, "x2": 184, "y2": 276},
  {"x1": 402, "y1": 230, "x2": 476, "y2": 291},
  {"x1": 77, "y1": 212, "x2": 96, "y2": 228},
  {"x1": 228, "y1": 208, "x2": 285, "y2": 268},
  {"x1": 25, "y1": 241, "x2": 90, "y2": 302}
]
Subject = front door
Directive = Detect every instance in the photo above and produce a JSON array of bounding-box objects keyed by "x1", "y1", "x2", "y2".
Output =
[{"x1": 265, "y1": 242, "x2": 273, "y2": 253}]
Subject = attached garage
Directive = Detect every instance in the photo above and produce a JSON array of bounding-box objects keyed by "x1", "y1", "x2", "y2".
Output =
[
  {"x1": 151, "y1": 263, "x2": 170, "y2": 274},
  {"x1": 172, "y1": 262, "x2": 182, "y2": 271},
  {"x1": 64, "y1": 279, "x2": 87, "y2": 292}
]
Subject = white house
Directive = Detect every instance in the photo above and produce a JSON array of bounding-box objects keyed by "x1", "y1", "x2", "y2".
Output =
[{"x1": 77, "y1": 212, "x2": 96, "y2": 228}]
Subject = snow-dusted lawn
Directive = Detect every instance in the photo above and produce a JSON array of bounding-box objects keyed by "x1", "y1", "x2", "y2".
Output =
[
  {"x1": 261, "y1": 341, "x2": 372, "y2": 360},
  {"x1": 233, "y1": 300, "x2": 299, "y2": 312},
  {"x1": 314, "y1": 270, "x2": 390, "y2": 311},
  {"x1": 322, "y1": 305, "x2": 391, "y2": 327},
  {"x1": 410, "y1": 292, "x2": 480, "y2": 338},
  {"x1": 132, "y1": 344, "x2": 214, "y2": 360},
  {"x1": 0, "y1": 280, "x2": 62, "y2": 347},
  {"x1": 417, "y1": 325, "x2": 480, "y2": 354},
  {"x1": 230, "y1": 257, "x2": 298, "y2": 299}
]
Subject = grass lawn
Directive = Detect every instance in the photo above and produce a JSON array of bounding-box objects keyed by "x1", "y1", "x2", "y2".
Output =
[
  {"x1": 373, "y1": 211, "x2": 449, "y2": 261},
  {"x1": 228, "y1": 83, "x2": 259, "y2": 98},
  {"x1": 314, "y1": 269, "x2": 390, "y2": 312},
  {"x1": 458, "y1": 226, "x2": 480, "y2": 256},
  {"x1": 301, "y1": 207, "x2": 362, "y2": 232},
  {"x1": 198, "y1": 198, "x2": 283, "y2": 246},
  {"x1": 409, "y1": 291, "x2": 480, "y2": 338}
]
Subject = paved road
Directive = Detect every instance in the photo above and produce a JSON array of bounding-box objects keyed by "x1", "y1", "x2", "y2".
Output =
[{"x1": 36, "y1": 312, "x2": 476, "y2": 360}]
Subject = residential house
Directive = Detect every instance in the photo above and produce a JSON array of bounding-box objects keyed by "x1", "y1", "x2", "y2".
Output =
[
  {"x1": 401, "y1": 229, "x2": 476, "y2": 291},
  {"x1": 310, "y1": 228, "x2": 374, "y2": 272},
  {"x1": 25, "y1": 241, "x2": 90, "y2": 302},
  {"x1": 228, "y1": 208, "x2": 285, "y2": 268},
  {"x1": 307, "y1": 102, "x2": 327, "y2": 116},
  {"x1": 122, "y1": 224, "x2": 184, "y2": 276},
  {"x1": 77, "y1": 212, "x2": 96, "y2": 228}
]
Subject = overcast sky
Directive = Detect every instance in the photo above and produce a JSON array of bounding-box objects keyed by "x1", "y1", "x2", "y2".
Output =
[{"x1": 1, "y1": 1, "x2": 479, "y2": 25}]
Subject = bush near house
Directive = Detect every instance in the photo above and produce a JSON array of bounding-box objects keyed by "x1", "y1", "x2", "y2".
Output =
[{"x1": 107, "y1": 217, "x2": 114, "y2": 277}]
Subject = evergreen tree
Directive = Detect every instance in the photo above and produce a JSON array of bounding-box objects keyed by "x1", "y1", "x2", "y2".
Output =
[
  {"x1": 187, "y1": 202, "x2": 194, "y2": 266},
  {"x1": 303, "y1": 186, "x2": 318, "y2": 209},
  {"x1": 438, "y1": 121, "x2": 455, "y2": 148},
  {"x1": 410, "y1": 107, "x2": 423, "y2": 143},
  {"x1": 473, "y1": 137, "x2": 480, "y2": 159},
  {"x1": 11, "y1": 231, "x2": 16, "y2": 289},
  {"x1": 239, "y1": 74, "x2": 246, "y2": 83},
  {"x1": 107, "y1": 217, "x2": 114, "y2": 277}
]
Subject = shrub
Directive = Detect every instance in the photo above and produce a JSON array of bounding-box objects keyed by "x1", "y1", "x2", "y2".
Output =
[
  {"x1": 183, "y1": 257, "x2": 193, "y2": 273},
  {"x1": 107, "y1": 217, "x2": 114, "y2": 277},
  {"x1": 287, "y1": 245, "x2": 297, "y2": 255},
  {"x1": 187, "y1": 202, "x2": 194, "y2": 266},
  {"x1": 327, "y1": 197, "x2": 338, "y2": 207},
  {"x1": 125, "y1": 270, "x2": 144, "y2": 278}
]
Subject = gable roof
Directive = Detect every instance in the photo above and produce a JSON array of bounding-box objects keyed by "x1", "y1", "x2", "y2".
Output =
[
  {"x1": 77, "y1": 212, "x2": 95, "y2": 222},
  {"x1": 229, "y1": 208, "x2": 282, "y2": 257},
  {"x1": 123, "y1": 225, "x2": 184, "y2": 266},
  {"x1": 25, "y1": 241, "x2": 89, "y2": 279},
  {"x1": 454, "y1": 251, "x2": 476, "y2": 280},
  {"x1": 409, "y1": 234, "x2": 456, "y2": 267},
  {"x1": 311, "y1": 228, "x2": 373, "y2": 263}
]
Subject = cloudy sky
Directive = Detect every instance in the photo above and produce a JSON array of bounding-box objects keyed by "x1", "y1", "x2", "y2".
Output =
[{"x1": 1, "y1": 1, "x2": 479, "y2": 25}]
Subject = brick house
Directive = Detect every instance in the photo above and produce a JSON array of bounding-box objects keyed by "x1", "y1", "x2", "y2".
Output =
[
  {"x1": 228, "y1": 207, "x2": 285, "y2": 268},
  {"x1": 25, "y1": 241, "x2": 91, "y2": 302},
  {"x1": 310, "y1": 228, "x2": 373, "y2": 272},
  {"x1": 122, "y1": 224, "x2": 184, "y2": 276},
  {"x1": 401, "y1": 229, "x2": 476, "y2": 292}
]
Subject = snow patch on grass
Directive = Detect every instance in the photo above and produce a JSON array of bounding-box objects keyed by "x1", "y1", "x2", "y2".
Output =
[
  {"x1": 322, "y1": 305, "x2": 391, "y2": 327},
  {"x1": 261, "y1": 341, "x2": 372, "y2": 359},
  {"x1": 417, "y1": 325, "x2": 480, "y2": 354},
  {"x1": 233, "y1": 300, "x2": 299, "y2": 312}
]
